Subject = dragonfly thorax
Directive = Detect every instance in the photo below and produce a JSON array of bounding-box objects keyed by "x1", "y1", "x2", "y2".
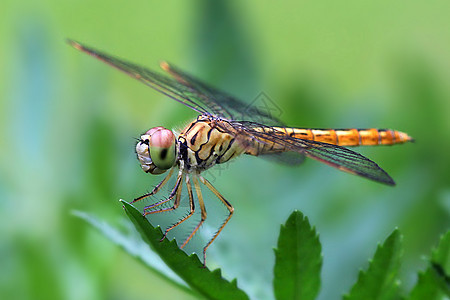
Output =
[
  {"x1": 136, "y1": 127, "x2": 178, "y2": 175},
  {"x1": 177, "y1": 117, "x2": 247, "y2": 173}
]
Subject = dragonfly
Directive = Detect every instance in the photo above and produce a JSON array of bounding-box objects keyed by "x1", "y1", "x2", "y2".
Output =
[{"x1": 69, "y1": 40, "x2": 413, "y2": 265}]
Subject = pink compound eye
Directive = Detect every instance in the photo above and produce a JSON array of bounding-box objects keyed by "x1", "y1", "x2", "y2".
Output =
[
  {"x1": 145, "y1": 126, "x2": 165, "y2": 137},
  {"x1": 147, "y1": 127, "x2": 177, "y2": 170},
  {"x1": 149, "y1": 128, "x2": 175, "y2": 149}
]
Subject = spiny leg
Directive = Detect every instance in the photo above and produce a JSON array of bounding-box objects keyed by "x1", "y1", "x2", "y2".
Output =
[
  {"x1": 157, "y1": 178, "x2": 183, "y2": 242},
  {"x1": 199, "y1": 175, "x2": 234, "y2": 266},
  {"x1": 160, "y1": 174, "x2": 196, "y2": 242},
  {"x1": 131, "y1": 168, "x2": 174, "y2": 203},
  {"x1": 180, "y1": 176, "x2": 207, "y2": 253},
  {"x1": 148, "y1": 174, "x2": 183, "y2": 216},
  {"x1": 143, "y1": 170, "x2": 183, "y2": 215}
]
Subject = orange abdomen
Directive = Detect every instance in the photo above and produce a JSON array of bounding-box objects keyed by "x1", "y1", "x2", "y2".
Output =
[{"x1": 279, "y1": 128, "x2": 413, "y2": 146}]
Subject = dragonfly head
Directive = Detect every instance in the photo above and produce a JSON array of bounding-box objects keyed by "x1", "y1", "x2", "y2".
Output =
[{"x1": 136, "y1": 127, "x2": 177, "y2": 175}]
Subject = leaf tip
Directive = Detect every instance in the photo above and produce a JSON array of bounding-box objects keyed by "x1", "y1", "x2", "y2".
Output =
[
  {"x1": 230, "y1": 278, "x2": 239, "y2": 288},
  {"x1": 211, "y1": 268, "x2": 223, "y2": 278}
]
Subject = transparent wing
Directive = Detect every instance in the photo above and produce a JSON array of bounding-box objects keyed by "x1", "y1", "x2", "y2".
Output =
[
  {"x1": 259, "y1": 152, "x2": 305, "y2": 166},
  {"x1": 233, "y1": 121, "x2": 395, "y2": 185},
  {"x1": 68, "y1": 40, "x2": 284, "y2": 125},
  {"x1": 69, "y1": 40, "x2": 209, "y2": 115},
  {"x1": 161, "y1": 63, "x2": 285, "y2": 126}
]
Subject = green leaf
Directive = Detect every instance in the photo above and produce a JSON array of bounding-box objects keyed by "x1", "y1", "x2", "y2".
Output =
[
  {"x1": 431, "y1": 231, "x2": 450, "y2": 277},
  {"x1": 273, "y1": 210, "x2": 322, "y2": 300},
  {"x1": 344, "y1": 229, "x2": 403, "y2": 300},
  {"x1": 408, "y1": 231, "x2": 450, "y2": 300},
  {"x1": 72, "y1": 210, "x2": 197, "y2": 297},
  {"x1": 120, "y1": 200, "x2": 249, "y2": 300}
]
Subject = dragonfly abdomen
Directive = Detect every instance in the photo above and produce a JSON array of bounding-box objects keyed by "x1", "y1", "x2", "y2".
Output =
[{"x1": 278, "y1": 127, "x2": 413, "y2": 146}]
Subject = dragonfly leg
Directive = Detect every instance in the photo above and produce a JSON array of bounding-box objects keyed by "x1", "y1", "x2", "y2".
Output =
[
  {"x1": 160, "y1": 174, "x2": 196, "y2": 242},
  {"x1": 180, "y1": 176, "x2": 207, "y2": 262},
  {"x1": 157, "y1": 178, "x2": 183, "y2": 216},
  {"x1": 199, "y1": 175, "x2": 234, "y2": 266},
  {"x1": 143, "y1": 170, "x2": 183, "y2": 215},
  {"x1": 131, "y1": 168, "x2": 174, "y2": 203}
]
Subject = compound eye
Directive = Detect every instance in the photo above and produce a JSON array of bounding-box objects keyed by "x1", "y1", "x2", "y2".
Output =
[{"x1": 149, "y1": 128, "x2": 176, "y2": 170}]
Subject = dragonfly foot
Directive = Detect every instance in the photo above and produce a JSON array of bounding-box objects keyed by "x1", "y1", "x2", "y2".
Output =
[
  {"x1": 202, "y1": 251, "x2": 207, "y2": 268},
  {"x1": 159, "y1": 233, "x2": 168, "y2": 242}
]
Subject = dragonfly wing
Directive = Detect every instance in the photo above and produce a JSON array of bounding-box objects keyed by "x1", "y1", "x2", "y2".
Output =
[
  {"x1": 69, "y1": 40, "x2": 211, "y2": 115},
  {"x1": 160, "y1": 62, "x2": 285, "y2": 126},
  {"x1": 300, "y1": 140, "x2": 395, "y2": 185},
  {"x1": 259, "y1": 152, "x2": 306, "y2": 166},
  {"x1": 69, "y1": 40, "x2": 285, "y2": 124},
  {"x1": 235, "y1": 121, "x2": 395, "y2": 185}
]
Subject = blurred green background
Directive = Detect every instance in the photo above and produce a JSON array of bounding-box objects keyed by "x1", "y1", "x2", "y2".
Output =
[{"x1": 1, "y1": 0, "x2": 449, "y2": 299}]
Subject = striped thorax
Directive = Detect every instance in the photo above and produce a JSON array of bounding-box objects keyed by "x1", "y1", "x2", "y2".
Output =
[{"x1": 177, "y1": 115, "x2": 246, "y2": 172}]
